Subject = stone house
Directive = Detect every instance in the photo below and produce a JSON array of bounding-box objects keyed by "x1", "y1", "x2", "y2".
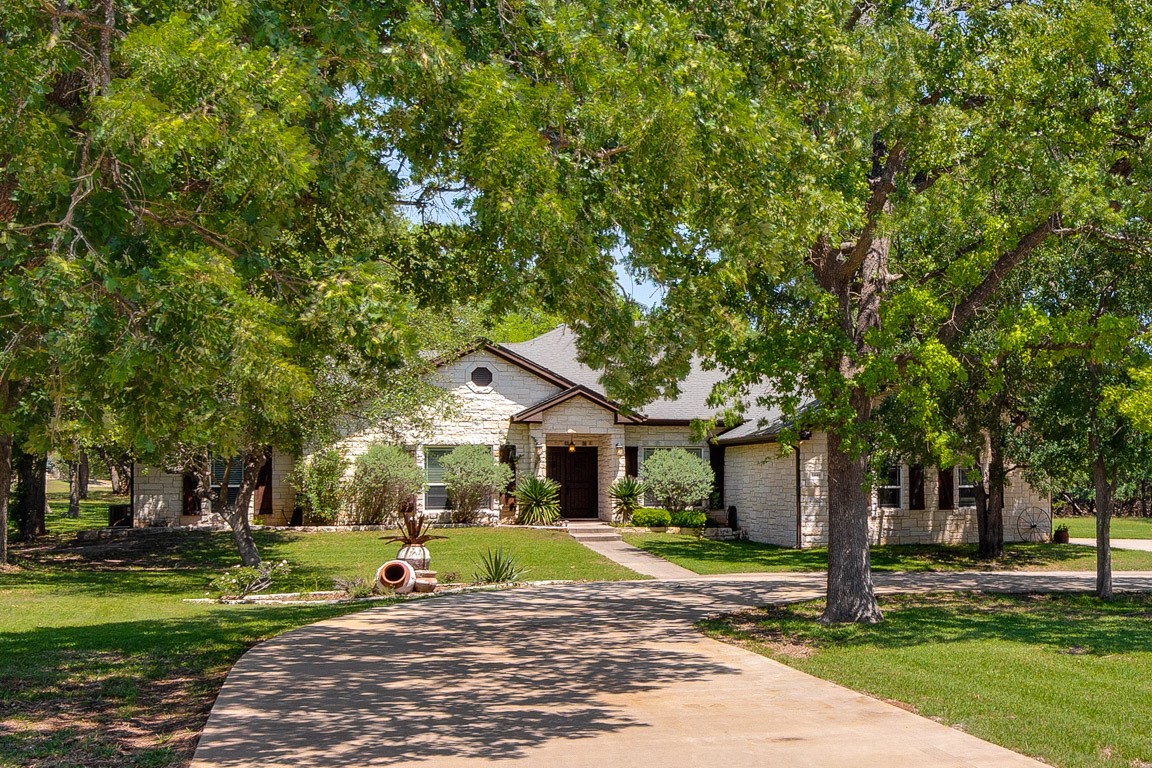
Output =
[{"x1": 132, "y1": 325, "x2": 1050, "y2": 546}]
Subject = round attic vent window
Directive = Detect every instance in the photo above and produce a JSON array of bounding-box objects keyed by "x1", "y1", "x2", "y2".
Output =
[{"x1": 470, "y1": 366, "x2": 493, "y2": 387}]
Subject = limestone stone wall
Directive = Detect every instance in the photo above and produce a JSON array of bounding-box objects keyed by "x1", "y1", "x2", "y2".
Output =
[
  {"x1": 717, "y1": 431, "x2": 1051, "y2": 549},
  {"x1": 328, "y1": 349, "x2": 560, "y2": 519},
  {"x1": 723, "y1": 443, "x2": 798, "y2": 546},
  {"x1": 866, "y1": 464, "x2": 1050, "y2": 545},
  {"x1": 132, "y1": 447, "x2": 297, "y2": 528}
]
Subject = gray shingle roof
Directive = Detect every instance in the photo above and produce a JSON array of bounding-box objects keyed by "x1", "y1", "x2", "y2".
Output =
[{"x1": 502, "y1": 326, "x2": 792, "y2": 439}]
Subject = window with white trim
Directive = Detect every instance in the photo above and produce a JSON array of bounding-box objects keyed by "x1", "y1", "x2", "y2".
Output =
[
  {"x1": 958, "y1": 468, "x2": 977, "y2": 507},
  {"x1": 424, "y1": 447, "x2": 454, "y2": 511},
  {"x1": 877, "y1": 462, "x2": 901, "y2": 508},
  {"x1": 640, "y1": 446, "x2": 706, "y2": 507}
]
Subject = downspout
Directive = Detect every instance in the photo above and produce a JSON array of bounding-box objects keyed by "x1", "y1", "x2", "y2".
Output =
[{"x1": 794, "y1": 443, "x2": 802, "y2": 549}]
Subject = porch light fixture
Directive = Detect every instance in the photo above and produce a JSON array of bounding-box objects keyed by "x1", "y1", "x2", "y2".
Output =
[
  {"x1": 615, "y1": 443, "x2": 624, "y2": 457},
  {"x1": 567, "y1": 439, "x2": 576, "y2": 453}
]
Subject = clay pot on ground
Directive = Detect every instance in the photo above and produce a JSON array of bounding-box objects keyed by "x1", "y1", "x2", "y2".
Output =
[
  {"x1": 1053, "y1": 528, "x2": 1070, "y2": 544},
  {"x1": 397, "y1": 544, "x2": 431, "y2": 570},
  {"x1": 376, "y1": 560, "x2": 416, "y2": 593}
]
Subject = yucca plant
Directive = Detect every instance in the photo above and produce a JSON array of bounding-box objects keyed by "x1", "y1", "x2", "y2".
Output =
[
  {"x1": 385, "y1": 511, "x2": 448, "y2": 547},
  {"x1": 609, "y1": 476, "x2": 647, "y2": 523},
  {"x1": 514, "y1": 476, "x2": 561, "y2": 525},
  {"x1": 473, "y1": 547, "x2": 525, "y2": 584}
]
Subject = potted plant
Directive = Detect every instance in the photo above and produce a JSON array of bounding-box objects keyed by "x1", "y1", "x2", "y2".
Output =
[
  {"x1": 1053, "y1": 523, "x2": 1070, "y2": 544},
  {"x1": 386, "y1": 512, "x2": 447, "y2": 570}
]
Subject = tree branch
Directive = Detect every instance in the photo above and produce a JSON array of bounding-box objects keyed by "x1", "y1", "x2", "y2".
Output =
[{"x1": 939, "y1": 214, "x2": 1061, "y2": 345}]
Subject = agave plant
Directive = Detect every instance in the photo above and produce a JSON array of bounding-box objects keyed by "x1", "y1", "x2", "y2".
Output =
[
  {"x1": 514, "y1": 476, "x2": 561, "y2": 525},
  {"x1": 609, "y1": 476, "x2": 647, "y2": 523},
  {"x1": 385, "y1": 512, "x2": 448, "y2": 547},
  {"x1": 473, "y1": 547, "x2": 525, "y2": 584}
]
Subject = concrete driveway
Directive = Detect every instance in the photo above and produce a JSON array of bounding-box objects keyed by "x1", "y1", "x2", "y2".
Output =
[
  {"x1": 191, "y1": 571, "x2": 1152, "y2": 768},
  {"x1": 1070, "y1": 537, "x2": 1152, "y2": 551}
]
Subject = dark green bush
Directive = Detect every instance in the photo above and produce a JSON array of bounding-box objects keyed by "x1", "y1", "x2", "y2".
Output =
[
  {"x1": 292, "y1": 447, "x2": 348, "y2": 525},
  {"x1": 669, "y1": 510, "x2": 708, "y2": 528},
  {"x1": 345, "y1": 444, "x2": 424, "y2": 525},
  {"x1": 631, "y1": 507, "x2": 672, "y2": 527}
]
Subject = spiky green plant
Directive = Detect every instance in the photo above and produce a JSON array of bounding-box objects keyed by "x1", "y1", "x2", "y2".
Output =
[
  {"x1": 473, "y1": 547, "x2": 525, "y2": 584},
  {"x1": 609, "y1": 476, "x2": 648, "y2": 523},
  {"x1": 514, "y1": 476, "x2": 561, "y2": 525}
]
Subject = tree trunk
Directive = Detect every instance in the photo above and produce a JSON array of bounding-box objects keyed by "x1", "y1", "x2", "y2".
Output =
[
  {"x1": 975, "y1": 432, "x2": 1006, "y2": 559},
  {"x1": 197, "y1": 447, "x2": 268, "y2": 566},
  {"x1": 78, "y1": 451, "x2": 89, "y2": 499},
  {"x1": 1091, "y1": 437, "x2": 1114, "y2": 600},
  {"x1": 14, "y1": 449, "x2": 47, "y2": 539},
  {"x1": 0, "y1": 433, "x2": 11, "y2": 565},
  {"x1": 67, "y1": 460, "x2": 81, "y2": 518},
  {"x1": 822, "y1": 420, "x2": 882, "y2": 624}
]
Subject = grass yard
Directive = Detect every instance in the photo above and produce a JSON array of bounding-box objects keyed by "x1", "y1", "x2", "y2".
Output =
[
  {"x1": 1058, "y1": 516, "x2": 1152, "y2": 539},
  {"x1": 621, "y1": 531, "x2": 1152, "y2": 574},
  {"x1": 701, "y1": 592, "x2": 1152, "y2": 768},
  {"x1": 0, "y1": 490, "x2": 640, "y2": 768}
]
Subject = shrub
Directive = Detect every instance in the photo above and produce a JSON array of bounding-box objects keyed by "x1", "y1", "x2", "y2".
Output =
[
  {"x1": 344, "y1": 444, "x2": 424, "y2": 525},
  {"x1": 440, "y1": 445, "x2": 513, "y2": 524},
  {"x1": 473, "y1": 547, "x2": 525, "y2": 584},
  {"x1": 208, "y1": 560, "x2": 290, "y2": 600},
  {"x1": 639, "y1": 448, "x2": 715, "y2": 514},
  {"x1": 514, "y1": 476, "x2": 561, "y2": 525},
  {"x1": 631, "y1": 507, "x2": 672, "y2": 528},
  {"x1": 670, "y1": 509, "x2": 708, "y2": 528},
  {"x1": 293, "y1": 447, "x2": 348, "y2": 525},
  {"x1": 333, "y1": 575, "x2": 376, "y2": 599},
  {"x1": 609, "y1": 476, "x2": 647, "y2": 523}
]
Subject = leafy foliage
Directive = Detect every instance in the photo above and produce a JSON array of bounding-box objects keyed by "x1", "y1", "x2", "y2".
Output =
[
  {"x1": 344, "y1": 444, "x2": 424, "y2": 526},
  {"x1": 639, "y1": 449, "x2": 715, "y2": 514},
  {"x1": 669, "y1": 510, "x2": 708, "y2": 528},
  {"x1": 440, "y1": 445, "x2": 513, "y2": 524},
  {"x1": 472, "y1": 547, "x2": 525, "y2": 584},
  {"x1": 514, "y1": 476, "x2": 561, "y2": 526},
  {"x1": 292, "y1": 447, "x2": 348, "y2": 525},
  {"x1": 631, "y1": 508, "x2": 672, "y2": 528},
  {"x1": 609, "y1": 476, "x2": 648, "y2": 523}
]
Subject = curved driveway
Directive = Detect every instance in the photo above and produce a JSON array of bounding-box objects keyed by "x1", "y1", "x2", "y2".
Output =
[{"x1": 192, "y1": 571, "x2": 1152, "y2": 768}]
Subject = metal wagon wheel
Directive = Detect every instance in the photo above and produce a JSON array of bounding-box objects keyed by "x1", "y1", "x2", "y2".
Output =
[{"x1": 1016, "y1": 506, "x2": 1050, "y2": 543}]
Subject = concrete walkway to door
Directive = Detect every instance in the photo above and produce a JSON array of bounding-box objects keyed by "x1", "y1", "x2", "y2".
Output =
[{"x1": 191, "y1": 571, "x2": 1152, "y2": 768}]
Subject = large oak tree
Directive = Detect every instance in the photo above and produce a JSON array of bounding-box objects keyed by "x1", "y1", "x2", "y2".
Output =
[{"x1": 375, "y1": 0, "x2": 1152, "y2": 621}]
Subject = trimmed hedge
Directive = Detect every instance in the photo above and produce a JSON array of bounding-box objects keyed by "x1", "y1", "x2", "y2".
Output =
[
  {"x1": 669, "y1": 510, "x2": 708, "y2": 528},
  {"x1": 631, "y1": 507, "x2": 672, "y2": 527}
]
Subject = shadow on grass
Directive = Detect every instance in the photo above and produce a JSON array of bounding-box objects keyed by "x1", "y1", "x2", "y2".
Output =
[
  {"x1": 706, "y1": 591, "x2": 1152, "y2": 657},
  {"x1": 628, "y1": 534, "x2": 1112, "y2": 574},
  {"x1": 0, "y1": 604, "x2": 365, "y2": 768}
]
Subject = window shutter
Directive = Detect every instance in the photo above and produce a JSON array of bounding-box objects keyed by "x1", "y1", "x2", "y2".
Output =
[
  {"x1": 255, "y1": 454, "x2": 273, "y2": 515},
  {"x1": 938, "y1": 467, "x2": 954, "y2": 510},
  {"x1": 909, "y1": 465, "x2": 925, "y2": 510},
  {"x1": 182, "y1": 474, "x2": 201, "y2": 515},
  {"x1": 625, "y1": 446, "x2": 639, "y2": 478}
]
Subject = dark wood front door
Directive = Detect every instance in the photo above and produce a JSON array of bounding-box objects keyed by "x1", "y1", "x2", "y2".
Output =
[{"x1": 546, "y1": 446, "x2": 599, "y2": 518}]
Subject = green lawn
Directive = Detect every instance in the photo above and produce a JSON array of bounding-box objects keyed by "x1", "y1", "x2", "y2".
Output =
[
  {"x1": 1059, "y1": 516, "x2": 1152, "y2": 539},
  {"x1": 0, "y1": 491, "x2": 639, "y2": 768},
  {"x1": 621, "y1": 531, "x2": 1152, "y2": 574},
  {"x1": 702, "y1": 592, "x2": 1152, "y2": 768}
]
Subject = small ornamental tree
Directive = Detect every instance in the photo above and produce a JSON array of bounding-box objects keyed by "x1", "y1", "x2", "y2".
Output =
[
  {"x1": 293, "y1": 447, "x2": 349, "y2": 525},
  {"x1": 345, "y1": 444, "x2": 424, "y2": 525},
  {"x1": 440, "y1": 445, "x2": 513, "y2": 524},
  {"x1": 639, "y1": 449, "x2": 715, "y2": 515}
]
